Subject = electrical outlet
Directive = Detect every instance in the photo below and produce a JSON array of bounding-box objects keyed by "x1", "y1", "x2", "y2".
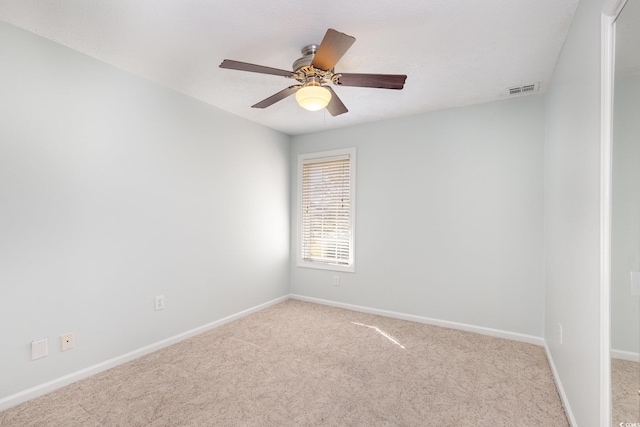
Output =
[
  {"x1": 61, "y1": 333, "x2": 74, "y2": 351},
  {"x1": 558, "y1": 323, "x2": 563, "y2": 345},
  {"x1": 155, "y1": 295, "x2": 165, "y2": 311},
  {"x1": 333, "y1": 276, "x2": 340, "y2": 286},
  {"x1": 31, "y1": 338, "x2": 48, "y2": 360}
]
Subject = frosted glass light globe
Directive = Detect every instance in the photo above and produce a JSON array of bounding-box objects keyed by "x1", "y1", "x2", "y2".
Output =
[{"x1": 296, "y1": 85, "x2": 332, "y2": 111}]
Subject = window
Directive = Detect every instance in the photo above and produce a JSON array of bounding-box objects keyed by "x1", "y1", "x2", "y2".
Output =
[{"x1": 297, "y1": 148, "x2": 356, "y2": 272}]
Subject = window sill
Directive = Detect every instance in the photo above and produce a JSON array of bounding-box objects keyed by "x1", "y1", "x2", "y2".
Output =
[{"x1": 296, "y1": 260, "x2": 355, "y2": 273}]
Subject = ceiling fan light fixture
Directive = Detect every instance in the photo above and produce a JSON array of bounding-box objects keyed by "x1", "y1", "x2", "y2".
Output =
[
  {"x1": 295, "y1": 84, "x2": 331, "y2": 111},
  {"x1": 220, "y1": 28, "x2": 406, "y2": 117}
]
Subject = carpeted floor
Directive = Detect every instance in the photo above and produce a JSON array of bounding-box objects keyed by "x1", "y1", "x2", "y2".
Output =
[
  {"x1": 0, "y1": 299, "x2": 569, "y2": 426},
  {"x1": 612, "y1": 358, "x2": 640, "y2": 424}
]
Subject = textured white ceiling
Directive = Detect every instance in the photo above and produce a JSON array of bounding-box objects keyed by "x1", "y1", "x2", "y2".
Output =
[{"x1": 0, "y1": 0, "x2": 579, "y2": 135}]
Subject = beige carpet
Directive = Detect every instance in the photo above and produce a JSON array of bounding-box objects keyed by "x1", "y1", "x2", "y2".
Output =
[
  {"x1": 0, "y1": 299, "x2": 568, "y2": 426},
  {"x1": 612, "y1": 358, "x2": 640, "y2": 424}
]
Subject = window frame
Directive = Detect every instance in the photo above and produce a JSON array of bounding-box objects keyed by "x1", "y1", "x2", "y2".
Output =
[{"x1": 296, "y1": 148, "x2": 356, "y2": 273}]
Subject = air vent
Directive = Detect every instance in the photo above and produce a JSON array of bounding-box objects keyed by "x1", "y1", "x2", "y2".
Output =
[{"x1": 507, "y1": 83, "x2": 539, "y2": 96}]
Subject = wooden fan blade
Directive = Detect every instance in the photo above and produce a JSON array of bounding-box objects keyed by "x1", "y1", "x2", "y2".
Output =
[
  {"x1": 311, "y1": 29, "x2": 356, "y2": 71},
  {"x1": 336, "y1": 73, "x2": 407, "y2": 89},
  {"x1": 325, "y1": 87, "x2": 348, "y2": 116},
  {"x1": 220, "y1": 59, "x2": 294, "y2": 78},
  {"x1": 252, "y1": 85, "x2": 301, "y2": 109}
]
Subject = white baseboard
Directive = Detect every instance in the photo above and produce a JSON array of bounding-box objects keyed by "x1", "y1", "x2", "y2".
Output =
[
  {"x1": 611, "y1": 348, "x2": 640, "y2": 362},
  {"x1": 290, "y1": 294, "x2": 545, "y2": 346},
  {"x1": 544, "y1": 343, "x2": 577, "y2": 427},
  {"x1": 1, "y1": 294, "x2": 552, "y2": 413},
  {"x1": 0, "y1": 295, "x2": 289, "y2": 412}
]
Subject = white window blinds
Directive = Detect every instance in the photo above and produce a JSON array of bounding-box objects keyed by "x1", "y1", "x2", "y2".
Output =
[{"x1": 300, "y1": 151, "x2": 354, "y2": 269}]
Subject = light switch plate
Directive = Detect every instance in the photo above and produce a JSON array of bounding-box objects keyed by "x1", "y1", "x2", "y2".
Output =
[
  {"x1": 155, "y1": 295, "x2": 165, "y2": 311},
  {"x1": 31, "y1": 338, "x2": 48, "y2": 360},
  {"x1": 631, "y1": 272, "x2": 640, "y2": 297}
]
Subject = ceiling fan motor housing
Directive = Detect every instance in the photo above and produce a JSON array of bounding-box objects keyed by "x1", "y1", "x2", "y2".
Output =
[
  {"x1": 292, "y1": 45, "x2": 319, "y2": 71},
  {"x1": 292, "y1": 45, "x2": 337, "y2": 87}
]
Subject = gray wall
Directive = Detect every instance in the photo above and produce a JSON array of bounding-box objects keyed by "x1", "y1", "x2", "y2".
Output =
[
  {"x1": 290, "y1": 96, "x2": 546, "y2": 338},
  {"x1": 0, "y1": 21, "x2": 290, "y2": 399},
  {"x1": 611, "y1": 72, "x2": 640, "y2": 355},
  {"x1": 543, "y1": 0, "x2": 606, "y2": 424}
]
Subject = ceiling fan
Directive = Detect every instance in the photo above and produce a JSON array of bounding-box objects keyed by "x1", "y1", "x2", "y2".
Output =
[{"x1": 219, "y1": 29, "x2": 407, "y2": 116}]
